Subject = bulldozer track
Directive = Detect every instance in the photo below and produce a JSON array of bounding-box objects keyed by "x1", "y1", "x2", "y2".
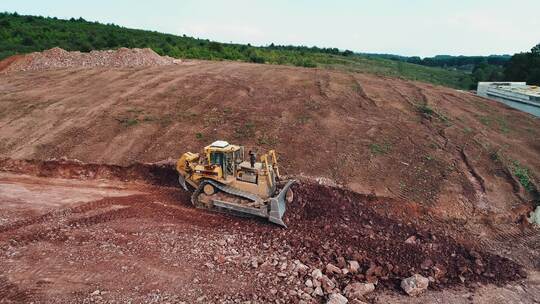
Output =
[
  {"x1": 191, "y1": 180, "x2": 264, "y2": 216},
  {"x1": 478, "y1": 226, "x2": 540, "y2": 269},
  {"x1": 0, "y1": 196, "x2": 132, "y2": 234},
  {"x1": 0, "y1": 275, "x2": 37, "y2": 303}
]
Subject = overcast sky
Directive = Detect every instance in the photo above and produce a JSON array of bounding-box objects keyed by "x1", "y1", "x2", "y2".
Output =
[{"x1": 2, "y1": 0, "x2": 539, "y2": 57}]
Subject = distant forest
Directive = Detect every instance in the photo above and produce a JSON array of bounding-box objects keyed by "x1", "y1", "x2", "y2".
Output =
[
  {"x1": 1, "y1": 12, "x2": 539, "y2": 87},
  {"x1": 365, "y1": 49, "x2": 540, "y2": 86},
  {"x1": 0, "y1": 12, "x2": 352, "y2": 68}
]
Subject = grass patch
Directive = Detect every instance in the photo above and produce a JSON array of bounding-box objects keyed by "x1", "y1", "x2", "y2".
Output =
[
  {"x1": 116, "y1": 108, "x2": 164, "y2": 127},
  {"x1": 479, "y1": 116, "x2": 492, "y2": 126},
  {"x1": 126, "y1": 108, "x2": 144, "y2": 114},
  {"x1": 257, "y1": 135, "x2": 278, "y2": 146},
  {"x1": 496, "y1": 117, "x2": 510, "y2": 134},
  {"x1": 416, "y1": 104, "x2": 435, "y2": 116},
  {"x1": 512, "y1": 160, "x2": 533, "y2": 192},
  {"x1": 297, "y1": 114, "x2": 311, "y2": 125},
  {"x1": 304, "y1": 99, "x2": 321, "y2": 111},
  {"x1": 142, "y1": 115, "x2": 156, "y2": 122},
  {"x1": 478, "y1": 115, "x2": 511, "y2": 134},
  {"x1": 414, "y1": 103, "x2": 452, "y2": 125},
  {"x1": 369, "y1": 142, "x2": 392, "y2": 155},
  {"x1": 116, "y1": 117, "x2": 139, "y2": 127},
  {"x1": 438, "y1": 112, "x2": 452, "y2": 126},
  {"x1": 195, "y1": 132, "x2": 204, "y2": 140},
  {"x1": 234, "y1": 121, "x2": 255, "y2": 138}
]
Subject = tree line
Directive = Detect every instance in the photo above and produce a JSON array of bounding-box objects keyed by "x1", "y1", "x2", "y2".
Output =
[
  {"x1": 1, "y1": 12, "x2": 537, "y2": 87},
  {"x1": 366, "y1": 47, "x2": 540, "y2": 87},
  {"x1": 0, "y1": 12, "x2": 355, "y2": 68}
]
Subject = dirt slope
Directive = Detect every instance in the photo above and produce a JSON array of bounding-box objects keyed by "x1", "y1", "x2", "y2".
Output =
[
  {"x1": 0, "y1": 60, "x2": 538, "y2": 223},
  {"x1": 0, "y1": 162, "x2": 533, "y2": 303}
]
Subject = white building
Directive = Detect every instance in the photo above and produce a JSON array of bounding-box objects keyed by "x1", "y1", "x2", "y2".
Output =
[{"x1": 477, "y1": 82, "x2": 540, "y2": 107}]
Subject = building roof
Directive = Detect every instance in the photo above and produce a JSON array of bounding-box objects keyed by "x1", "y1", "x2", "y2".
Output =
[{"x1": 492, "y1": 84, "x2": 540, "y2": 97}]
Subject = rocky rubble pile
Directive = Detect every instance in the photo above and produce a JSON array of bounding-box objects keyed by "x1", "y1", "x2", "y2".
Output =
[
  {"x1": 235, "y1": 183, "x2": 526, "y2": 303},
  {"x1": 1, "y1": 47, "x2": 175, "y2": 73}
]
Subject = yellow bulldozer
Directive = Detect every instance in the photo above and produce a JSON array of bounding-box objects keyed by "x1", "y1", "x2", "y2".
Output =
[{"x1": 176, "y1": 140, "x2": 295, "y2": 227}]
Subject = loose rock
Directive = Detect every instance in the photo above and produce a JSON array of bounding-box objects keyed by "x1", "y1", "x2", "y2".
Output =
[
  {"x1": 327, "y1": 293, "x2": 348, "y2": 304},
  {"x1": 343, "y1": 282, "x2": 375, "y2": 299},
  {"x1": 326, "y1": 263, "x2": 342, "y2": 275},
  {"x1": 405, "y1": 235, "x2": 417, "y2": 244},
  {"x1": 401, "y1": 274, "x2": 429, "y2": 296},
  {"x1": 312, "y1": 269, "x2": 323, "y2": 280},
  {"x1": 320, "y1": 275, "x2": 336, "y2": 293},
  {"x1": 348, "y1": 261, "x2": 360, "y2": 274}
]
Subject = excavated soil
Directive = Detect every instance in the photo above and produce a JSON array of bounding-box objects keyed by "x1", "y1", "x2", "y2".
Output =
[
  {"x1": 0, "y1": 160, "x2": 535, "y2": 303},
  {"x1": 0, "y1": 56, "x2": 538, "y2": 226},
  {"x1": 1, "y1": 49, "x2": 539, "y2": 303},
  {"x1": 0, "y1": 47, "x2": 175, "y2": 73},
  {"x1": 0, "y1": 158, "x2": 178, "y2": 187}
]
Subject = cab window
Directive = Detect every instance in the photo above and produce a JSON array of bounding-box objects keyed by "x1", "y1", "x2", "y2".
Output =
[{"x1": 210, "y1": 152, "x2": 223, "y2": 166}]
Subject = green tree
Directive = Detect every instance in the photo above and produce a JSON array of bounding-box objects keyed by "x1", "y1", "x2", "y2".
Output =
[
  {"x1": 504, "y1": 43, "x2": 540, "y2": 85},
  {"x1": 531, "y1": 43, "x2": 540, "y2": 54}
]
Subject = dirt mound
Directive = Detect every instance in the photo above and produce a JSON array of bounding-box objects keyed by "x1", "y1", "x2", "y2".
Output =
[
  {"x1": 280, "y1": 184, "x2": 524, "y2": 288},
  {"x1": 0, "y1": 158, "x2": 177, "y2": 187},
  {"x1": 0, "y1": 60, "x2": 538, "y2": 226},
  {"x1": 0, "y1": 47, "x2": 174, "y2": 73},
  {"x1": 0, "y1": 159, "x2": 528, "y2": 303}
]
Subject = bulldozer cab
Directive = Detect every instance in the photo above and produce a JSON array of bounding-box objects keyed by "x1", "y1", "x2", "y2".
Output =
[{"x1": 205, "y1": 141, "x2": 244, "y2": 179}]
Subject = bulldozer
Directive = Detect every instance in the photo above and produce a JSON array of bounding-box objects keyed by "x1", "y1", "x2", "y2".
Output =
[{"x1": 176, "y1": 140, "x2": 295, "y2": 227}]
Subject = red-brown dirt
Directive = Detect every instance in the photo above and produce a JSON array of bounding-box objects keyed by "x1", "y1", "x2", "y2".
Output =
[
  {"x1": 0, "y1": 161, "x2": 535, "y2": 303},
  {"x1": 0, "y1": 59, "x2": 538, "y2": 223},
  {"x1": 0, "y1": 50, "x2": 539, "y2": 303},
  {"x1": 0, "y1": 55, "x2": 24, "y2": 73}
]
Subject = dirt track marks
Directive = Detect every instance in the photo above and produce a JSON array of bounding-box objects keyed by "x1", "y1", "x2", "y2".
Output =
[
  {"x1": 0, "y1": 275, "x2": 36, "y2": 303},
  {"x1": 478, "y1": 224, "x2": 540, "y2": 270}
]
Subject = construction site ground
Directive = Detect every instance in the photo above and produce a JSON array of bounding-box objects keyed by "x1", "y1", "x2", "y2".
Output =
[
  {"x1": 0, "y1": 49, "x2": 539, "y2": 303},
  {"x1": 0, "y1": 160, "x2": 538, "y2": 303}
]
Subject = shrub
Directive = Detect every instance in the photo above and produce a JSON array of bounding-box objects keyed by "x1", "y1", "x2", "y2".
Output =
[
  {"x1": 513, "y1": 160, "x2": 533, "y2": 192},
  {"x1": 249, "y1": 53, "x2": 265, "y2": 64},
  {"x1": 294, "y1": 59, "x2": 316, "y2": 68},
  {"x1": 416, "y1": 103, "x2": 434, "y2": 116}
]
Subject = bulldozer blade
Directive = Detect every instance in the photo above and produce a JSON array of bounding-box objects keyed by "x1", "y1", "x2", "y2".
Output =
[
  {"x1": 178, "y1": 175, "x2": 188, "y2": 191},
  {"x1": 268, "y1": 180, "x2": 296, "y2": 228}
]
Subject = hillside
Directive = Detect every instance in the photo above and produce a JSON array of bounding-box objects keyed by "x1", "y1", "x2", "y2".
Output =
[
  {"x1": 0, "y1": 12, "x2": 473, "y2": 89},
  {"x1": 0, "y1": 58, "x2": 538, "y2": 221},
  {"x1": 1, "y1": 47, "x2": 540, "y2": 303}
]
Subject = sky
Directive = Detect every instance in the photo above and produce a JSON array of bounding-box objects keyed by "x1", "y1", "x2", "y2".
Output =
[{"x1": 2, "y1": 0, "x2": 539, "y2": 57}]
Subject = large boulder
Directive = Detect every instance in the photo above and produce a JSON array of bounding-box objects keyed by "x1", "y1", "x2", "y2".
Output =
[
  {"x1": 529, "y1": 206, "x2": 540, "y2": 226},
  {"x1": 401, "y1": 274, "x2": 429, "y2": 296}
]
